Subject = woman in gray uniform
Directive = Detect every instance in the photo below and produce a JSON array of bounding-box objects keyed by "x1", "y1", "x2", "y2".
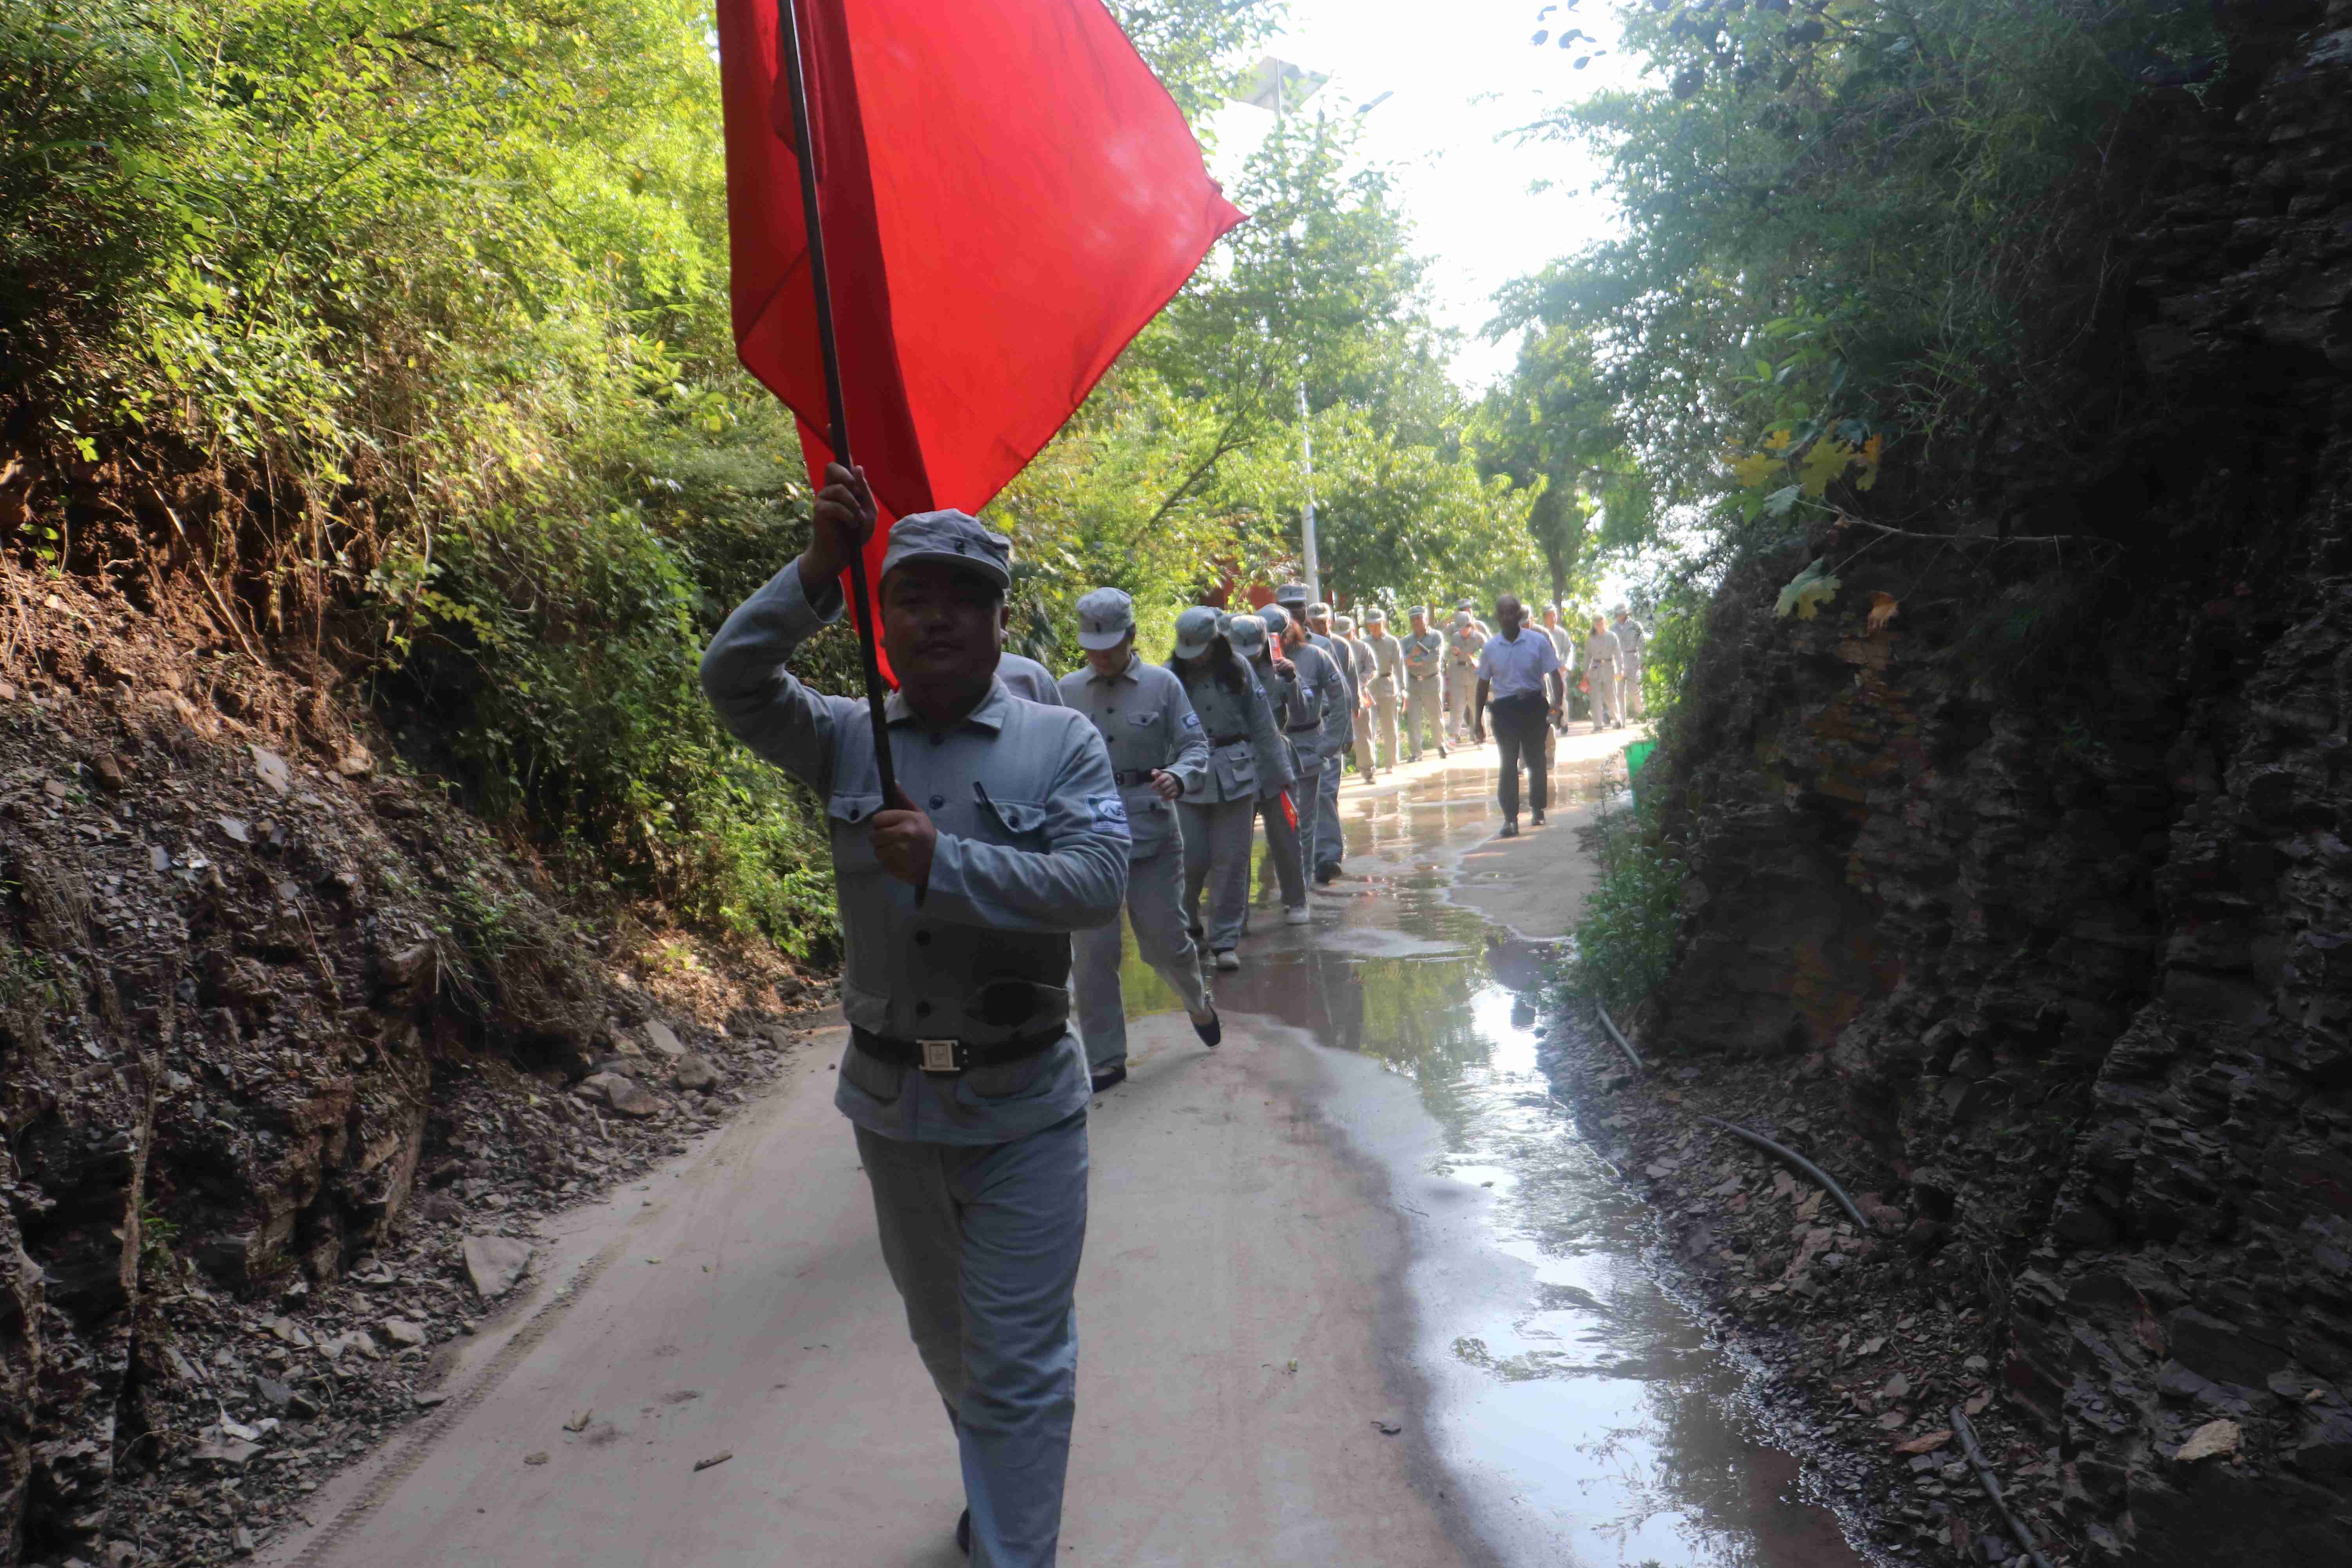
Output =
[
  {"x1": 1195, "y1": 611, "x2": 1308, "y2": 968},
  {"x1": 1169, "y1": 606, "x2": 1292, "y2": 971}
]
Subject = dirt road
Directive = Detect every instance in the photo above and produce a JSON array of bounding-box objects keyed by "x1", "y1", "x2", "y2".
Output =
[{"x1": 267, "y1": 725, "x2": 1862, "y2": 1568}]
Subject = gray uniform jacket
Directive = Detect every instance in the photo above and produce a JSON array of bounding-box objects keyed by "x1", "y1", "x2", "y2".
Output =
[
  {"x1": 1400, "y1": 631, "x2": 1445, "y2": 685},
  {"x1": 700, "y1": 562, "x2": 1128, "y2": 1145},
  {"x1": 1347, "y1": 636, "x2": 1377, "y2": 702},
  {"x1": 1544, "y1": 625, "x2": 1575, "y2": 671},
  {"x1": 1301, "y1": 633, "x2": 1352, "y2": 757},
  {"x1": 1056, "y1": 655, "x2": 1209, "y2": 860},
  {"x1": 1283, "y1": 640, "x2": 1348, "y2": 768},
  {"x1": 1368, "y1": 634, "x2": 1403, "y2": 697},
  {"x1": 1585, "y1": 628, "x2": 1623, "y2": 671},
  {"x1": 1174, "y1": 663, "x2": 1292, "y2": 805},
  {"x1": 1614, "y1": 619, "x2": 1647, "y2": 663},
  {"x1": 996, "y1": 653, "x2": 1064, "y2": 706},
  {"x1": 1447, "y1": 624, "x2": 1484, "y2": 672}
]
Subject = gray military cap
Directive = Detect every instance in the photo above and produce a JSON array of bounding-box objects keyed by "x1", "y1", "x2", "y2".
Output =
[
  {"x1": 1408, "y1": 605, "x2": 1428, "y2": 620},
  {"x1": 1226, "y1": 613, "x2": 1268, "y2": 656},
  {"x1": 1333, "y1": 614, "x2": 1355, "y2": 634},
  {"x1": 1274, "y1": 582, "x2": 1310, "y2": 608},
  {"x1": 1075, "y1": 586, "x2": 1136, "y2": 650},
  {"x1": 1306, "y1": 601, "x2": 1331, "y2": 620},
  {"x1": 1453, "y1": 610, "x2": 1473, "y2": 627},
  {"x1": 880, "y1": 510, "x2": 1011, "y2": 592},
  {"x1": 1455, "y1": 598, "x2": 1475, "y2": 611},
  {"x1": 1173, "y1": 605, "x2": 1221, "y2": 659},
  {"x1": 1258, "y1": 603, "x2": 1291, "y2": 636},
  {"x1": 1364, "y1": 608, "x2": 1387, "y2": 626}
]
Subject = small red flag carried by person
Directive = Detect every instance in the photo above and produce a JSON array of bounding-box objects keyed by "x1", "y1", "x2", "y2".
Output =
[{"x1": 715, "y1": 0, "x2": 1244, "y2": 672}]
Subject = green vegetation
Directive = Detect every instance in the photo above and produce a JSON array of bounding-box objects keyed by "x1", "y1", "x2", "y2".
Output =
[
  {"x1": 1481, "y1": 0, "x2": 2218, "y2": 576},
  {"x1": 4, "y1": 0, "x2": 1543, "y2": 955},
  {"x1": 1563, "y1": 794, "x2": 1686, "y2": 1017},
  {"x1": 1486, "y1": 0, "x2": 2221, "y2": 1005},
  {"x1": 996, "y1": 107, "x2": 1541, "y2": 664}
]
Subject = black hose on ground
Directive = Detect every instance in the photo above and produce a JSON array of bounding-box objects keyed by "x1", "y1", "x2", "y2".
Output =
[
  {"x1": 1951, "y1": 1407, "x2": 2057, "y2": 1568},
  {"x1": 1594, "y1": 1000, "x2": 1644, "y2": 1073},
  {"x1": 1697, "y1": 1115, "x2": 1873, "y2": 1234}
]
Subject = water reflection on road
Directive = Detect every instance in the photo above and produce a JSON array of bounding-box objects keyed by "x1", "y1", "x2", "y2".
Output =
[{"x1": 1117, "y1": 750, "x2": 1867, "y2": 1568}]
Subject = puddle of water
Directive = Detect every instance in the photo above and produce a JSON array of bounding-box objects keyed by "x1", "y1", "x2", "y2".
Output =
[{"x1": 1111, "y1": 746, "x2": 1868, "y2": 1568}]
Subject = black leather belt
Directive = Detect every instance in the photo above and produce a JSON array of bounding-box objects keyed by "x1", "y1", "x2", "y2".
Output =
[
  {"x1": 1209, "y1": 733, "x2": 1247, "y2": 747},
  {"x1": 1286, "y1": 724, "x2": 1321, "y2": 735},
  {"x1": 1112, "y1": 768, "x2": 1159, "y2": 786},
  {"x1": 852, "y1": 1025, "x2": 1062, "y2": 1076}
]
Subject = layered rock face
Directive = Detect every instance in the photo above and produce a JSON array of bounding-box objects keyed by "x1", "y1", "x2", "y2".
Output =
[{"x1": 1645, "y1": 6, "x2": 2352, "y2": 1562}]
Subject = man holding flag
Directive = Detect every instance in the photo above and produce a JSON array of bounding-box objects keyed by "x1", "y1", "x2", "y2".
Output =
[
  {"x1": 709, "y1": 0, "x2": 1240, "y2": 1554},
  {"x1": 704, "y1": 470, "x2": 1127, "y2": 1563}
]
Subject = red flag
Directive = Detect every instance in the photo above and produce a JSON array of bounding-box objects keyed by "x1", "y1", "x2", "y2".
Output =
[{"x1": 716, "y1": 0, "x2": 1244, "y2": 664}]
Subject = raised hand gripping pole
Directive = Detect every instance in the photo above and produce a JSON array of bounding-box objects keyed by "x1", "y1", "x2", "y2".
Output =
[{"x1": 778, "y1": 0, "x2": 898, "y2": 807}]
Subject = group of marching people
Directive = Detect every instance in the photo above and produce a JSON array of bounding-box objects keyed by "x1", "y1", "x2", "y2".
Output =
[
  {"x1": 1011, "y1": 581, "x2": 1371, "y2": 1094},
  {"x1": 1039, "y1": 583, "x2": 1651, "y2": 1093}
]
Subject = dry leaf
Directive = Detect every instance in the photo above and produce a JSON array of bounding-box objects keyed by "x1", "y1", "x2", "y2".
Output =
[
  {"x1": 693, "y1": 1451, "x2": 734, "y2": 1473},
  {"x1": 1867, "y1": 592, "x2": 1899, "y2": 632},
  {"x1": 1895, "y1": 1428, "x2": 1953, "y2": 1455},
  {"x1": 563, "y1": 1410, "x2": 593, "y2": 1434}
]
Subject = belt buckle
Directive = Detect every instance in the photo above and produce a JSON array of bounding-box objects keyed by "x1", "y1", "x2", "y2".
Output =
[{"x1": 918, "y1": 1038, "x2": 962, "y2": 1074}]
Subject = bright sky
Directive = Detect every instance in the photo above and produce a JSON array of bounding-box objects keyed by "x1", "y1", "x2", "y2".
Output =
[{"x1": 1202, "y1": 0, "x2": 1646, "y2": 393}]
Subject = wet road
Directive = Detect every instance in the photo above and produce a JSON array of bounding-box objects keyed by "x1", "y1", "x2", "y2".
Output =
[
  {"x1": 267, "y1": 731, "x2": 1866, "y2": 1568},
  {"x1": 1125, "y1": 732, "x2": 1868, "y2": 1568}
]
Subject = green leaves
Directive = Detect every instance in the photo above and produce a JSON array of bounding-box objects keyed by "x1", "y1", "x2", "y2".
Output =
[{"x1": 1774, "y1": 557, "x2": 1841, "y2": 620}]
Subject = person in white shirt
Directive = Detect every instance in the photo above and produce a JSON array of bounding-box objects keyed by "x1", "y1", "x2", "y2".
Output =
[{"x1": 1471, "y1": 594, "x2": 1565, "y2": 837}]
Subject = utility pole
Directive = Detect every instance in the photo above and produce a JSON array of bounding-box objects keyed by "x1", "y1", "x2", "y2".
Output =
[{"x1": 1236, "y1": 56, "x2": 1328, "y2": 602}]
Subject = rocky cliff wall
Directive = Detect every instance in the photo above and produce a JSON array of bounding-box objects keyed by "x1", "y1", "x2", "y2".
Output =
[{"x1": 1639, "y1": 4, "x2": 2352, "y2": 1562}]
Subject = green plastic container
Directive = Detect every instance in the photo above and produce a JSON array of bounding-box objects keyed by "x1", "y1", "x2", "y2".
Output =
[{"x1": 1624, "y1": 739, "x2": 1658, "y2": 806}]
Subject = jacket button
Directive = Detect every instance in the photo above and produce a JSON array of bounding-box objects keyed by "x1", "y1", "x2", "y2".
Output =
[
  {"x1": 929, "y1": 794, "x2": 944, "y2": 809},
  {"x1": 915, "y1": 1000, "x2": 932, "y2": 1018},
  {"x1": 915, "y1": 931, "x2": 932, "y2": 946}
]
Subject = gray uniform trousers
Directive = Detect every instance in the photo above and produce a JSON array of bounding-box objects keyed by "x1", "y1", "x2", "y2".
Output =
[
  {"x1": 1369, "y1": 690, "x2": 1400, "y2": 769},
  {"x1": 1180, "y1": 796, "x2": 1258, "y2": 951},
  {"x1": 857, "y1": 1112, "x2": 1088, "y2": 1568},
  {"x1": 1313, "y1": 748, "x2": 1343, "y2": 874},
  {"x1": 1620, "y1": 654, "x2": 1645, "y2": 720},
  {"x1": 1403, "y1": 676, "x2": 1444, "y2": 759},
  {"x1": 1589, "y1": 661, "x2": 1621, "y2": 726},
  {"x1": 1453, "y1": 664, "x2": 1480, "y2": 737},
  {"x1": 1256, "y1": 775, "x2": 1310, "y2": 910},
  {"x1": 1073, "y1": 845, "x2": 1210, "y2": 1073}
]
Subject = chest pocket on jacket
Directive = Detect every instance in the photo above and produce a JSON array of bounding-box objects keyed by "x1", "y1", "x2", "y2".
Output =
[
  {"x1": 826, "y1": 792, "x2": 886, "y2": 873},
  {"x1": 974, "y1": 786, "x2": 1050, "y2": 846}
]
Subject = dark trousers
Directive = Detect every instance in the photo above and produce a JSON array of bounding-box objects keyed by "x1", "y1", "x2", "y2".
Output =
[{"x1": 1492, "y1": 694, "x2": 1550, "y2": 822}]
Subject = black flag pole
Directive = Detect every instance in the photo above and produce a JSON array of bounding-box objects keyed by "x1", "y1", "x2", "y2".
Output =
[{"x1": 777, "y1": 0, "x2": 900, "y2": 807}]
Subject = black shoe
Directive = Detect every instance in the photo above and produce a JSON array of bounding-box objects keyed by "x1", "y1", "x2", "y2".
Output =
[
  {"x1": 1090, "y1": 1064, "x2": 1127, "y2": 1093},
  {"x1": 1187, "y1": 921, "x2": 1205, "y2": 941},
  {"x1": 1192, "y1": 1007, "x2": 1221, "y2": 1047},
  {"x1": 1439, "y1": 746, "x2": 1450, "y2": 758},
  {"x1": 1499, "y1": 821, "x2": 1519, "y2": 838},
  {"x1": 957, "y1": 1508, "x2": 971, "y2": 1555},
  {"x1": 1531, "y1": 809, "x2": 1545, "y2": 826}
]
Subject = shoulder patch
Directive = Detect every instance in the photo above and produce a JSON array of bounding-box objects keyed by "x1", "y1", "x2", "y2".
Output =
[
  {"x1": 1086, "y1": 793, "x2": 1131, "y2": 836},
  {"x1": 1181, "y1": 710, "x2": 1201, "y2": 729}
]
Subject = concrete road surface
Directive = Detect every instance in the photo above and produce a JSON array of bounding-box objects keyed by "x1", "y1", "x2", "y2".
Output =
[{"x1": 268, "y1": 725, "x2": 1862, "y2": 1568}]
